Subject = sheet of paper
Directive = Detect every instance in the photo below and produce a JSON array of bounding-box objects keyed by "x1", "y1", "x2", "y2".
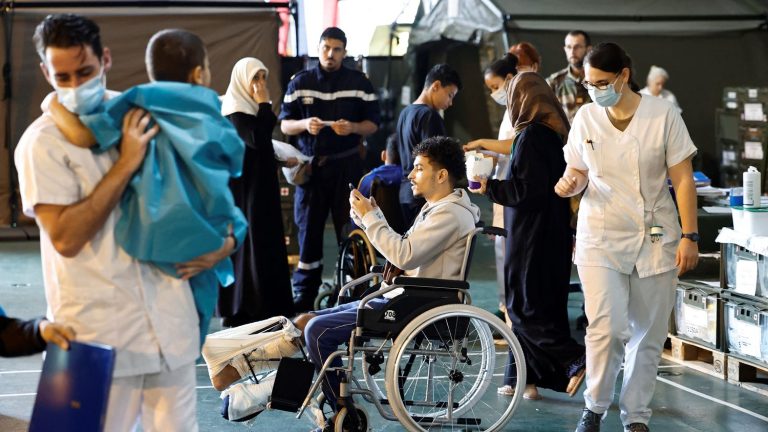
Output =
[
  {"x1": 731, "y1": 318, "x2": 762, "y2": 359},
  {"x1": 744, "y1": 141, "x2": 765, "y2": 160},
  {"x1": 702, "y1": 206, "x2": 732, "y2": 214},
  {"x1": 683, "y1": 303, "x2": 708, "y2": 330},
  {"x1": 743, "y1": 103, "x2": 764, "y2": 121},
  {"x1": 735, "y1": 259, "x2": 758, "y2": 296}
]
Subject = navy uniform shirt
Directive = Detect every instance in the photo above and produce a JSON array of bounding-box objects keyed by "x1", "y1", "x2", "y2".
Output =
[{"x1": 279, "y1": 65, "x2": 380, "y2": 157}]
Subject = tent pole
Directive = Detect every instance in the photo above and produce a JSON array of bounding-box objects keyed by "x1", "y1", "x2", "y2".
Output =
[{"x1": 2, "y1": 3, "x2": 17, "y2": 227}]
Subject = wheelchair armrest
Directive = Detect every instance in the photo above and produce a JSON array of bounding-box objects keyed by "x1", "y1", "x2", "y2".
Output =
[
  {"x1": 391, "y1": 276, "x2": 469, "y2": 290},
  {"x1": 370, "y1": 265, "x2": 384, "y2": 273},
  {"x1": 481, "y1": 226, "x2": 506, "y2": 237},
  {"x1": 338, "y1": 271, "x2": 383, "y2": 298}
]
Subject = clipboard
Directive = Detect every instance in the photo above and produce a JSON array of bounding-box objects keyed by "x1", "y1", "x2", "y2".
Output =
[{"x1": 29, "y1": 341, "x2": 116, "y2": 432}]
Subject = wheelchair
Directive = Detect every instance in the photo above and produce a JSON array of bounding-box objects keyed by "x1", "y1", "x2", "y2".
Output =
[{"x1": 273, "y1": 225, "x2": 527, "y2": 431}]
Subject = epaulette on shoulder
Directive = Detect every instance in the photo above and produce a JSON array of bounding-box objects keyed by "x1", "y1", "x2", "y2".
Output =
[{"x1": 289, "y1": 69, "x2": 312, "y2": 81}]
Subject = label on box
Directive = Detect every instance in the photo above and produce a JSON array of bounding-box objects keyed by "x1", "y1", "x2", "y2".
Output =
[
  {"x1": 748, "y1": 88, "x2": 758, "y2": 99},
  {"x1": 731, "y1": 318, "x2": 762, "y2": 358},
  {"x1": 683, "y1": 303, "x2": 708, "y2": 330},
  {"x1": 727, "y1": 101, "x2": 738, "y2": 109},
  {"x1": 743, "y1": 103, "x2": 765, "y2": 122},
  {"x1": 735, "y1": 259, "x2": 758, "y2": 296},
  {"x1": 728, "y1": 91, "x2": 737, "y2": 99},
  {"x1": 723, "y1": 149, "x2": 737, "y2": 164},
  {"x1": 744, "y1": 141, "x2": 765, "y2": 160}
]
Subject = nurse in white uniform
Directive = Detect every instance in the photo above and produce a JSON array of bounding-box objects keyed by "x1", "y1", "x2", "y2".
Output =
[{"x1": 554, "y1": 43, "x2": 699, "y2": 432}]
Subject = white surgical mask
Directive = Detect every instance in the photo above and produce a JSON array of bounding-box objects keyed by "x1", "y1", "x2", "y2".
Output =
[
  {"x1": 491, "y1": 86, "x2": 507, "y2": 106},
  {"x1": 52, "y1": 68, "x2": 106, "y2": 115}
]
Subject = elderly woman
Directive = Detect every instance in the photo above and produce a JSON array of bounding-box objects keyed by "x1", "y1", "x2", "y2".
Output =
[
  {"x1": 639, "y1": 65, "x2": 682, "y2": 113},
  {"x1": 218, "y1": 57, "x2": 294, "y2": 327},
  {"x1": 468, "y1": 72, "x2": 586, "y2": 401}
]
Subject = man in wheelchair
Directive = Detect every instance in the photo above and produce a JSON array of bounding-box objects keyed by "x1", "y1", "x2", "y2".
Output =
[{"x1": 294, "y1": 136, "x2": 480, "y2": 428}]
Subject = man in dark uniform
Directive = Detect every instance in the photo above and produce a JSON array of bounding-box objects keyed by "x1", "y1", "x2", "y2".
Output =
[
  {"x1": 546, "y1": 30, "x2": 592, "y2": 123},
  {"x1": 280, "y1": 27, "x2": 380, "y2": 312}
]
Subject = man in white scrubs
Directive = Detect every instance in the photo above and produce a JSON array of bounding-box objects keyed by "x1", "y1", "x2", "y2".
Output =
[
  {"x1": 555, "y1": 42, "x2": 698, "y2": 432},
  {"x1": 15, "y1": 14, "x2": 234, "y2": 431}
]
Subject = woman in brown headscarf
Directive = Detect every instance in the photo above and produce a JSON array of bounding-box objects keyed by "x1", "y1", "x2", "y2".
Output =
[{"x1": 468, "y1": 72, "x2": 585, "y2": 400}]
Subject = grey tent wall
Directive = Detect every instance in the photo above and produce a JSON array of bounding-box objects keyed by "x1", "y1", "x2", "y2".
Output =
[
  {"x1": 502, "y1": 28, "x2": 768, "y2": 185},
  {"x1": 0, "y1": 9, "x2": 282, "y2": 226}
]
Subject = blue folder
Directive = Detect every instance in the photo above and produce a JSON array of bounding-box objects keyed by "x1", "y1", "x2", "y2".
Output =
[{"x1": 29, "y1": 341, "x2": 116, "y2": 432}]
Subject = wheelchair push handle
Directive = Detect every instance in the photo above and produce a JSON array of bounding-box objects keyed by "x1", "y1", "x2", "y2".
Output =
[{"x1": 481, "y1": 226, "x2": 506, "y2": 237}]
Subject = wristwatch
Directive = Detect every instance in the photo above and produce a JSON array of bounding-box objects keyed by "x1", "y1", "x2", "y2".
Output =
[{"x1": 680, "y1": 232, "x2": 700, "y2": 242}]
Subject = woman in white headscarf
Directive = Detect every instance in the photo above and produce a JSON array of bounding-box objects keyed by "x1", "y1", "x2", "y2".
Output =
[
  {"x1": 639, "y1": 65, "x2": 682, "y2": 113},
  {"x1": 217, "y1": 57, "x2": 295, "y2": 326}
]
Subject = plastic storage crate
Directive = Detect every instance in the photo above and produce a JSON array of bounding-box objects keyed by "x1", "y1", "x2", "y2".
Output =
[
  {"x1": 674, "y1": 282, "x2": 721, "y2": 348},
  {"x1": 724, "y1": 296, "x2": 768, "y2": 363},
  {"x1": 722, "y1": 242, "x2": 768, "y2": 299}
]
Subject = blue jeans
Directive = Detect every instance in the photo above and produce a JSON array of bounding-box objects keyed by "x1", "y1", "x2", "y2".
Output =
[{"x1": 304, "y1": 298, "x2": 388, "y2": 411}]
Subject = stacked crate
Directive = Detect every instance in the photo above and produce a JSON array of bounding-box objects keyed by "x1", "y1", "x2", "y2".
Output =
[
  {"x1": 717, "y1": 87, "x2": 768, "y2": 188},
  {"x1": 718, "y1": 235, "x2": 768, "y2": 394}
]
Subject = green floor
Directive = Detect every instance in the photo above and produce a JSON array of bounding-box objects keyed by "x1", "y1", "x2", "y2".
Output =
[{"x1": 2, "y1": 201, "x2": 768, "y2": 431}]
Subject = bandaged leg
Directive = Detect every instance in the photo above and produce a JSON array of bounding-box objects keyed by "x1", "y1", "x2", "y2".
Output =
[{"x1": 202, "y1": 317, "x2": 302, "y2": 390}]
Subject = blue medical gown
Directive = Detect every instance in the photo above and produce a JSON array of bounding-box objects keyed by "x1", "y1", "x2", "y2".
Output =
[{"x1": 80, "y1": 82, "x2": 247, "y2": 348}]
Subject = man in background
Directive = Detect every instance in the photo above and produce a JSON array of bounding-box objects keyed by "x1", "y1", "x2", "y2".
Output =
[{"x1": 279, "y1": 27, "x2": 380, "y2": 312}]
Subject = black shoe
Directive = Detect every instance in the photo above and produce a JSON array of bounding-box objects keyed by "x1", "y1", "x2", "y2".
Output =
[
  {"x1": 575, "y1": 408, "x2": 603, "y2": 432},
  {"x1": 625, "y1": 423, "x2": 649, "y2": 432}
]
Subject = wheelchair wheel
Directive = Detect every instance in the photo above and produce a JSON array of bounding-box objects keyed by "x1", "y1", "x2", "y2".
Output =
[
  {"x1": 334, "y1": 405, "x2": 370, "y2": 432},
  {"x1": 384, "y1": 304, "x2": 525, "y2": 431},
  {"x1": 336, "y1": 229, "x2": 378, "y2": 298}
]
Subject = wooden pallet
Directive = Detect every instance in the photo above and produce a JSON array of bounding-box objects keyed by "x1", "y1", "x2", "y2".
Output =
[
  {"x1": 726, "y1": 354, "x2": 768, "y2": 397},
  {"x1": 663, "y1": 335, "x2": 727, "y2": 380}
]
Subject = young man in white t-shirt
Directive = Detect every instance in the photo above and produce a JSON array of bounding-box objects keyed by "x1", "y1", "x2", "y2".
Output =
[{"x1": 14, "y1": 14, "x2": 234, "y2": 431}]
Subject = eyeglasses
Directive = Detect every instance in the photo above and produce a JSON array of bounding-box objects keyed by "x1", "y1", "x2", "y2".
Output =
[{"x1": 582, "y1": 74, "x2": 620, "y2": 91}]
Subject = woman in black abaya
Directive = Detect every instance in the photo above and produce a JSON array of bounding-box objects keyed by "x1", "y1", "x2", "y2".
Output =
[
  {"x1": 468, "y1": 72, "x2": 585, "y2": 399},
  {"x1": 218, "y1": 57, "x2": 294, "y2": 326}
]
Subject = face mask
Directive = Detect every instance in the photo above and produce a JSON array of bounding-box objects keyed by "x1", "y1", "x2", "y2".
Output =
[
  {"x1": 491, "y1": 86, "x2": 507, "y2": 106},
  {"x1": 490, "y1": 77, "x2": 510, "y2": 106},
  {"x1": 588, "y1": 75, "x2": 624, "y2": 108},
  {"x1": 52, "y1": 68, "x2": 106, "y2": 115}
]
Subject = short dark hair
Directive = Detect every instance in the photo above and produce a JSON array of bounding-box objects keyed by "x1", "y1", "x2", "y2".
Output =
[
  {"x1": 413, "y1": 136, "x2": 466, "y2": 188},
  {"x1": 567, "y1": 30, "x2": 591, "y2": 46},
  {"x1": 33, "y1": 14, "x2": 103, "y2": 62},
  {"x1": 145, "y1": 29, "x2": 207, "y2": 83},
  {"x1": 425, "y1": 64, "x2": 463, "y2": 91},
  {"x1": 320, "y1": 27, "x2": 347, "y2": 47},
  {"x1": 484, "y1": 53, "x2": 518, "y2": 79},
  {"x1": 385, "y1": 134, "x2": 400, "y2": 165},
  {"x1": 585, "y1": 42, "x2": 640, "y2": 92}
]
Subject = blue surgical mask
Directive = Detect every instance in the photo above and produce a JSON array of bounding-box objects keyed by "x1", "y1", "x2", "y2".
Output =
[
  {"x1": 53, "y1": 68, "x2": 106, "y2": 115},
  {"x1": 588, "y1": 76, "x2": 624, "y2": 108}
]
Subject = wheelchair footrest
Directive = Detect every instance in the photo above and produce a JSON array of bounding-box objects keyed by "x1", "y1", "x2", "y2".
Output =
[{"x1": 269, "y1": 358, "x2": 315, "y2": 412}]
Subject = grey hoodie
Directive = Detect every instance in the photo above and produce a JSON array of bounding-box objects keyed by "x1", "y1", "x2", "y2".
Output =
[{"x1": 357, "y1": 189, "x2": 481, "y2": 294}]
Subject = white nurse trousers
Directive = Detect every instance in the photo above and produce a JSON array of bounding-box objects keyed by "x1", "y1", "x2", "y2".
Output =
[{"x1": 578, "y1": 266, "x2": 676, "y2": 426}]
